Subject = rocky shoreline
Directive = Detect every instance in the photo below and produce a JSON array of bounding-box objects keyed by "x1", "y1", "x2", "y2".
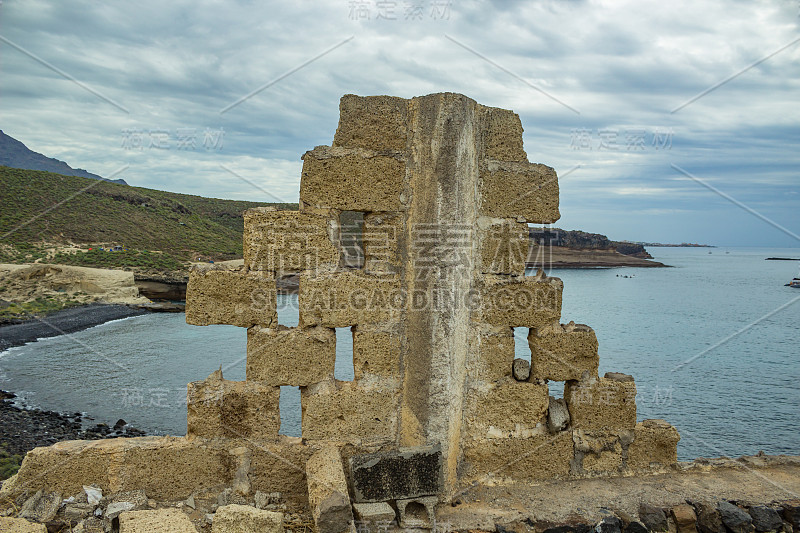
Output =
[
  {"x1": 0, "y1": 390, "x2": 146, "y2": 458},
  {"x1": 0, "y1": 303, "x2": 148, "y2": 352}
]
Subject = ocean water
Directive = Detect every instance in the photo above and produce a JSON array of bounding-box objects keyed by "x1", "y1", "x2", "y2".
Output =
[{"x1": 1, "y1": 247, "x2": 798, "y2": 461}]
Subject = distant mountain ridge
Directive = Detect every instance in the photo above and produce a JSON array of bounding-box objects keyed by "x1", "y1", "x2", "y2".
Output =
[{"x1": 0, "y1": 130, "x2": 127, "y2": 185}]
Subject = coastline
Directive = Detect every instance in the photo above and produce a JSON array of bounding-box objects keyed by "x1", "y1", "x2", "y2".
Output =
[
  {"x1": 0, "y1": 303, "x2": 148, "y2": 352},
  {"x1": 527, "y1": 247, "x2": 668, "y2": 268}
]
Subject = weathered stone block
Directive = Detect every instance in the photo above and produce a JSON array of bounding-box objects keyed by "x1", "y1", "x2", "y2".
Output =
[
  {"x1": 565, "y1": 376, "x2": 636, "y2": 431},
  {"x1": 353, "y1": 502, "x2": 397, "y2": 530},
  {"x1": 18, "y1": 490, "x2": 61, "y2": 523},
  {"x1": 477, "y1": 274, "x2": 562, "y2": 327},
  {"x1": 573, "y1": 430, "x2": 624, "y2": 475},
  {"x1": 246, "y1": 326, "x2": 336, "y2": 386},
  {"x1": 119, "y1": 508, "x2": 196, "y2": 532},
  {"x1": 301, "y1": 381, "x2": 398, "y2": 442},
  {"x1": 626, "y1": 419, "x2": 680, "y2": 471},
  {"x1": 333, "y1": 94, "x2": 409, "y2": 151},
  {"x1": 473, "y1": 325, "x2": 515, "y2": 382},
  {"x1": 479, "y1": 160, "x2": 559, "y2": 223},
  {"x1": 362, "y1": 212, "x2": 403, "y2": 274},
  {"x1": 187, "y1": 369, "x2": 280, "y2": 440},
  {"x1": 300, "y1": 146, "x2": 406, "y2": 212},
  {"x1": 529, "y1": 322, "x2": 599, "y2": 381},
  {"x1": 477, "y1": 217, "x2": 529, "y2": 275},
  {"x1": 352, "y1": 324, "x2": 401, "y2": 380},
  {"x1": 397, "y1": 496, "x2": 437, "y2": 529},
  {"x1": 349, "y1": 445, "x2": 442, "y2": 503},
  {"x1": 249, "y1": 440, "x2": 317, "y2": 509},
  {"x1": 465, "y1": 378, "x2": 549, "y2": 438},
  {"x1": 479, "y1": 105, "x2": 527, "y2": 162},
  {"x1": 186, "y1": 265, "x2": 276, "y2": 328},
  {"x1": 671, "y1": 504, "x2": 699, "y2": 533},
  {"x1": 307, "y1": 447, "x2": 354, "y2": 533},
  {"x1": 639, "y1": 503, "x2": 669, "y2": 532},
  {"x1": 299, "y1": 269, "x2": 402, "y2": 328},
  {"x1": 244, "y1": 209, "x2": 338, "y2": 273},
  {"x1": 460, "y1": 431, "x2": 573, "y2": 482},
  {"x1": 213, "y1": 504, "x2": 284, "y2": 533}
]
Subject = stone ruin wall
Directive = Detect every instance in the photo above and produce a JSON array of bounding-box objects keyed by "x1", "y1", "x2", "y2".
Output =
[
  {"x1": 4, "y1": 93, "x2": 680, "y2": 525},
  {"x1": 185, "y1": 93, "x2": 680, "y2": 494}
]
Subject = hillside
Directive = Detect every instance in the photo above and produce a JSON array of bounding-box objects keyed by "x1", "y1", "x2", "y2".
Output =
[
  {"x1": 0, "y1": 166, "x2": 296, "y2": 273},
  {"x1": 0, "y1": 130, "x2": 126, "y2": 184}
]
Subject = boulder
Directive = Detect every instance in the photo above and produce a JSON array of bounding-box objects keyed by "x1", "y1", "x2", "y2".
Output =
[
  {"x1": 718, "y1": 502, "x2": 754, "y2": 533},
  {"x1": 0, "y1": 517, "x2": 48, "y2": 532},
  {"x1": 748, "y1": 506, "x2": 783, "y2": 532},
  {"x1": 639, "y1": 503, "x2": 668, "y2": 532},
  {"x1": 118, "y1": 508, "x2": 196, "y2": 532}
]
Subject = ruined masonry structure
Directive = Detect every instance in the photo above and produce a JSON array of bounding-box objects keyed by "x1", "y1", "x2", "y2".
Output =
[{"x1": 5, "y1": 94, "x2": 679, "y2": 530}]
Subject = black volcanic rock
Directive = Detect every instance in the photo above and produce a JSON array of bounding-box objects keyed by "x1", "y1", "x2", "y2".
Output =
[{"x1": 0, "y1": 130, "x2": 127, "y2": 184}]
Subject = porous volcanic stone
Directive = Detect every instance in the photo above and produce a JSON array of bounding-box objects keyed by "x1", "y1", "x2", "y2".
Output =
[{"x1": 350, "y1": 445, "x2": 442, "y2": 503}]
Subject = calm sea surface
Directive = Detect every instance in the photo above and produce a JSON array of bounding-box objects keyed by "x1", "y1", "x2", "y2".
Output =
[{"x1": 1, "y1": 247, "x2": 798, "y2": 461}]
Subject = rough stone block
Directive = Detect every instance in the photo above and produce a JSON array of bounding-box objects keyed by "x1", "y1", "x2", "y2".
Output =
[
  {"x1": 362, "y1": 212, "x2": 403, "y2": 274},
  {"x1": 187, "y1": 369, "x2": 280, "y2": 440},
  {"x1": 460, "y1": 431, "x2": 574, "y2": 482},
  {"x1": 244, "y1": 209, "x2": 338, "y2": 273},
  {"x1": 307, "y1": 447, "x2": 354, "y2": 533},
  {"x1": 349, "y1": 445, "x2": 442, "y2": 503},
  {"x1": 0, "y1": 517, "x2": 47, "y2": 533},
  {"x1": 717, "y1": 502, "x2": 754, "y2": 533},
  {"x1": 249, "y1": 440, "x2": 317, "y2": 509},
  {"x1": 300, "y1": 146, "x2": 406, "y2": 212},
  {"x1": 301, "y1": 381, "x2": 398, "y2": 442},
  {"x1": 626, "y1": 419, "x2": 680, "y2": 471},
  {"x1": 477, "y1": 217, "x2": 529, "y2": 275},
  {"x1": 353, "y1": 502, "x2": 397, "y2": 530},
  {"x1": 333, "y1": 94, "x2": 409, "y2": 151},
  {"x1": 473, "y1": 325, "x2": 515, "y2": 382},
  {"x1": 186, "y1": 265, "x2": 276, "y2": 328},
  {"x1": 565, "y1": 376, "x2": 636, "y2": 431},
  {"x1": 573, "y1": 430, "x2": 625, "y2": 475},
  {"x1": 246, "y1": 325, "x2": 336, "y2": 386},
  {"x1": 119, "y1": 508, "x2": 196, "y2": 532},
  {"x1": 213, "y1": 504, "x2": 284, "y2": 533},
  {"x1": 477, "y1": 274, "x2": 562, "y2": 327},
  {"x1": 352, "y1": 324, "x2": 401, "y2": 380},
  {"x1": 529, "y1": 322, "x2": 599, "y2": 381},
  {"x1": 671, "y1": 504, "x2": 699, "y2": 533},
  {"x1": 748, "y1": 506, "x2": 783, "y2": 533},
  {"x1": 397, "y1": 496, "x2": 438, "y2": 529},
  {"x1": 479, "y1": 160, "x2": 559, "y2": 223},
  {"x1": 479, "y1": 105, "x2": 527, "y2": 162},
  {"x1": 465, "y1": 378, "x2": 549, "y2": 438},
  {"x1": 299, "y1": 269, "x2": 402, "y2": 328}
]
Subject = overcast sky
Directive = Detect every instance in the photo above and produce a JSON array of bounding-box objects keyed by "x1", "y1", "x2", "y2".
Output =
[{"x1": 1, "y1": 0, "x2": 798, "y2": 246}]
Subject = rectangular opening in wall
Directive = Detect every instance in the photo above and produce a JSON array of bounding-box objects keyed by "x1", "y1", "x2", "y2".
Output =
[
  {"x1": 276, "y1": 292, "x2": 299, "y2": 327},
  {"x1": 513, "y1": 328, "x2": 531, "y2": 362},
  {"x1": 278, "y1": 386, "x2": 301, "y2": 437},
  {"x1": 548, "y1": 380, "x2": 566, "y2": 399},
  {"x1": 334, "y1": 328, "x2": 354, "y2": 381},
  {"x1": 339, "y1": 211, "x2": 364, "y2": 269}
]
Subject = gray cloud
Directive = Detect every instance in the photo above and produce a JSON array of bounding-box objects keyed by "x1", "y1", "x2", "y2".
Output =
[{"x1": 1, "y1": 0, "x2": 798, "y2": 246}]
